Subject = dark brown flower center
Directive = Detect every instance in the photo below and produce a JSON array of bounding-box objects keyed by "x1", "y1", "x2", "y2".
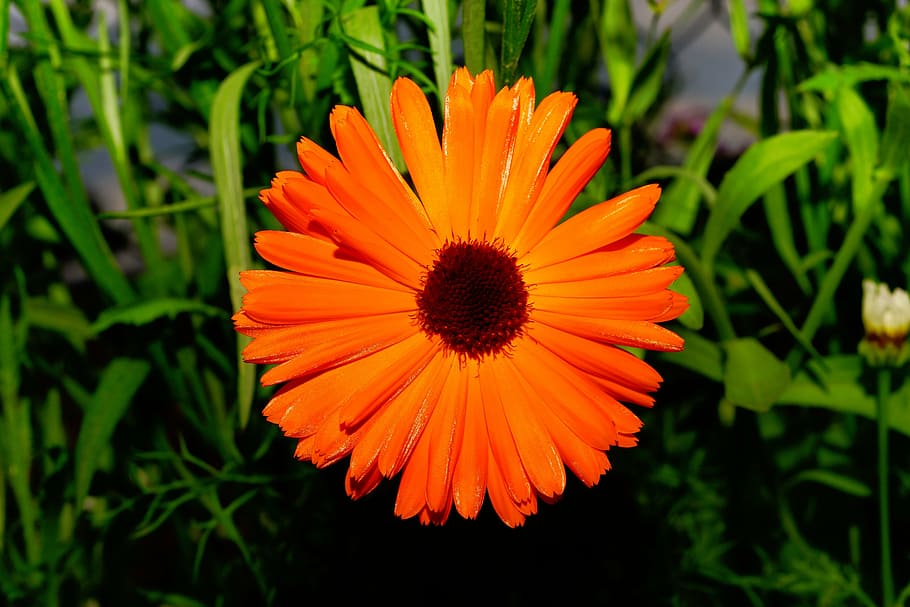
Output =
[{"x1": 416, "y1": 239, "x2": 530, "y2": 360}]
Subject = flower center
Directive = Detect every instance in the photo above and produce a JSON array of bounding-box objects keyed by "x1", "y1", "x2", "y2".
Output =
[{"x1": 416, "y1": 239, "x2": 530, "y2": 360}]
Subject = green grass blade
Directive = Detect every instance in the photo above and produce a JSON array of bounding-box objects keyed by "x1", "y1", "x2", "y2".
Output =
[
  {"x1": 601, "y1": 0, "x2": 636, "y2": 125},
  {"x1": 500, "y1": 0, "x2": 536, "y2": 85},
  {"x1": 422, "y1": 0, "x2": 452, "y2": 109},
  {"x1": 624, "y1": 31, "x2": 670, "y2": 124},
  {"x1": 762, "y1": 183, "x2": 812, "y2": 293},
  {"x1": 835, "y1": 86, "x2": 879, "y2": 212},
  {"x1": 461, "y1": 0, "x2": 487, "y2": 74},
  {"x1": 74, "y1": 358, "x2": 151, "y2": 506},
  {"x1": 0, "y1": 296, "x2": 38, "y2": 566},
  {"x1": 536, "y1": 0, "x2": 570, "y2": 93},
  {"x1": 3, "y1": 66, "x2": 134, "y2": 304},
  {"x1": 728, "y1": 0, "x2": 751, "y2": 59},
  {"x1": 92, "y1": 299, "x2": 226, "y2": 334},
  {"x1": 880, "y1": 84, "x2": 910, "y2": 178},
  {"x1": 0, "y1": 182, "x2": 34, "y2": 231},
  {"x1": 342, "y1": 6, "x2": 404, "y2": 170},
  {"x1": 210, "y1": 61, "x2": 260, "y2": 429},
  {"x1": 701, "y1": 130, "x2": 838, "y2": 269}
]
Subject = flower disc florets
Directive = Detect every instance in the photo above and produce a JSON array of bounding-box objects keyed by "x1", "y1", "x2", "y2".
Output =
[{"x1": 416, "y1": 239, "x2": 530, "y2": 360}]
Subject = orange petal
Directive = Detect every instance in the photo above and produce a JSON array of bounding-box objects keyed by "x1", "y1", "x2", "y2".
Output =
[
  {"x1": 533, "y1": 309, "x2": 685, "y2": 352},
  {"x1": 254, "y1": 230, "x2": 410, "y2": 291},
  {"x1": 336, "y1": 333, "x2": 438, "y2": 431},
  {"x1": 512, "y1": 129, "x2": 612, "y2": 255},
  {"x1": 263, "y1": 376, "x2": 343, "y2": 438},
  {"x1": 533, "y1": 266, "x2": 684, "y2": 298},
  {"x1": 425, "y1": 362, "x2": 468, "y2": 513},
  {"x1": 452, "y1": 366, "x2": 488, "y2": 520},
  {"x1": 494, "y1": 91, "x2": 577, "y2": 242},
  {"x1": 346, "y1": 460, "x2": 383, "y2": 500},
  {"x1": 524, "y1": 184, "x2": 662, "y2": 269},
  {"x1": 532, "y1": 290, "x2": 684, "y2": 320},
  {"x1": 479, "y1": 360, "x2": 532, "y2": 505},
  {"x1": 394, "y1": 420, "x2": 432, "y2": 520},
  {"x1": 307, "y1": 200, "x2": 424, "y2": 289},
  {"x1": 296, "y1": 137, "x2": 339, "y2": 184},
  {"x1": 498, "y1": 359, "x2": 566, "y2": 499},
  {"x1": 509, "y1": 338, "x2": 620, "y2": 450},
  {"x1": 486, "y1": 444, "x2": 535, "y2": 527},
  {"x1": 350, "y1": 352, "x2": 451, "y2": 478},
  {"x1": 528, "y1": 322, "x2": 663, "y2": 392},
  {"x1": 240, "y1": 275, "x2": 416, "y2": 324},
  {"x1": 442, "y1": 81, "x2": 476, "y2": 238},
  {"x1": 260, "y1": 171, "x2": 335, "y2": 236},
  {"x1": 257, "y1": 314, "x2": 417, "y2": 385},
  {"x1": 471, "y1": 84, "x2": 521, "y2": 236},
  {"x1": 524, "y1": 233, "x2": 674, "y2": 284},
  {"x1": 391, "y1": 77, "x2": 449, "y2": 235},
  {"x1": 329, "y1": 106, "x2": 434, "y2": 233}
]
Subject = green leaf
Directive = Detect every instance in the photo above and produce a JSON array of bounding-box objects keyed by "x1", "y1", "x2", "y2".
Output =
[
  {"x1": 701, "y1": 130, "x2": 838, "y2": 267},
  {"x1": 777, "y1": 355, "x2": 910, "y2": 437},
  {"x1": 723, "y1": 338, "x2": 791, "y2": 412},
  {"x1": 880, "y1": 84, "x2": 910, "y2": 177},
  {"x1": 835, "y1": 86, "x2": 878, "y2": 211},
  {"x1": 210, "y1": 61, "x2": 259, "y2": 429},
  {"x1": 798, "y1": 62, "x2": 910, "y2": 94},
  {"x1": 672, "y1": 269, "x2": 703, "y2": 330},
  {"x1": 728, "y1": 0, "x2": 751, "y2": 59},
  {"x1": 601, "y1": 0, "x2": 636, "y2": 124},
  {"x1": 762, "y1": 183, "x2": 811, "y2": 293},
  {"x1": 660, "y1": 329, "x2": 723, "y2": 382},
  {"x1": 652, "y1": 96, "x2": 733, "y2": 234},
  {"x1": 789, "y1": 469, "x2": 872, "y2": 498},
  {"x1": 624, "y1": 31, "x2": 670, "y2": 124},
  {"x1": 92, "y1": 298, "x2": 225, "y2": 334},
  {"x1": 461, "y1": 0, "x2": 486, "y2": 74},
  {"x1": 0, "y1": 181, "x2": 34, "y2": 231},
  {"x1": 74, "y1": 358, "x2": 150, "y2": 505},
  {"x1": 422, "y1": 0, "x2": 452, "y2": 108},
  {"x1": 342, "y1": 6, "x2": 404, "y2": 170},
  {"x1": 500, "y1": 0, "x2": 536, "y2": 86},
  {"x1": 744, "y1": 269, "x2": 822, "y2": 361}
]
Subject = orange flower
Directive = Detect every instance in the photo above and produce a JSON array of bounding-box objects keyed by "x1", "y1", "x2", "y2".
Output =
[{"x1": 234, "y1": 67, "x2": 687, "y2": 527}]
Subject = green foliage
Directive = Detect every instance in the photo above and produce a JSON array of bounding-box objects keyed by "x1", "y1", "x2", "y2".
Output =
[{"x1": 2, "y1": 0, "x2": 909, "y2": 606}]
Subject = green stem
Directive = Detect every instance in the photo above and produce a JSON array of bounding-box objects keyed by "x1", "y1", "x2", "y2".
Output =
[{"x1": 877, "y1": 367, "x2": 894, "y2": 607}]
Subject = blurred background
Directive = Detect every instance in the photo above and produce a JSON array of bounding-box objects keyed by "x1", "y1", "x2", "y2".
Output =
[{"x1": 2, "y1": 0, "x2": 909, "y2": 605}]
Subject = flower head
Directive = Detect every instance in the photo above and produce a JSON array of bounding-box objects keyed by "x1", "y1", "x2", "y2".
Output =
[
  {"x1": 234, "y1": 67, "x2": 688, "y2": 526},
  {"x1": 860, "y1": 279, "x2": 910, "y2": 367}
]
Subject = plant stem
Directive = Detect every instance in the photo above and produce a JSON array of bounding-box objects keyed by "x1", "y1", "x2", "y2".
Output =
[{"x1": 877, "y1": 367, "x2": 894, "y2": 607}]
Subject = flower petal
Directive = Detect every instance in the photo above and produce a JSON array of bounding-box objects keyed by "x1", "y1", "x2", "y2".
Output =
[
  {"x1": 523, "y1": 233, "x2": 674, "y2": 284},
  {"x1": 256, "y1": 314, "x2": 417, "y2": 386},
  {"x1": 511, "y1": 128, "x2": 612, "y2": 255},
  {"x1": 523, "y1": 184, "x2": 662, "y2": 269},
  {"x1": 254, "y1": 230, "x2": 410, "y2": 291},
  {"x1": 533, "y1": 266, "x2": 684, "y2": 298},
  {"x1": 494, "y1": 91, "x2": 577, "y2": 243},
  {"x1": 330, "y1": 105, "x2": 433, "y2": 229},
  {"x1": 336, "y1": 333, "x2": 438, "y2": 431},
  {"x1": 528, "y1": 322, "x2": 663, "y2": 393},
  {"x1": 479, "y1": 361, "x2": 532, "y2": 505},
  {"x1": 324, "y1": 153, "x2": 437, "y2": 265},
  {"x1": 533, "y1": 290, "x2": 684, "y2": 320},
  {"x1": 452, "y1": 367, "x2": 488, "y2": 520},
  {"x1": 471, "y1": 83, "x2": 521, "y2": 235},
  {"x1": 391, "y1": 76, "x2": 448, "y2": 235},
  {"x1": 498, "y1": 358, "x2": 566, "y2": 499},
  {"x1": 240, "y1": 273, "x2": 416, "y2": 324},
  {"x1": 534, "y1": 308, "x2": 685, "y2": 351},
  {"x1": 425, "y1": 362, "x2": 468, "y2": 513},
  {"x1": 443, "y1": 79, "x2": 477, "y2": 238}
]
